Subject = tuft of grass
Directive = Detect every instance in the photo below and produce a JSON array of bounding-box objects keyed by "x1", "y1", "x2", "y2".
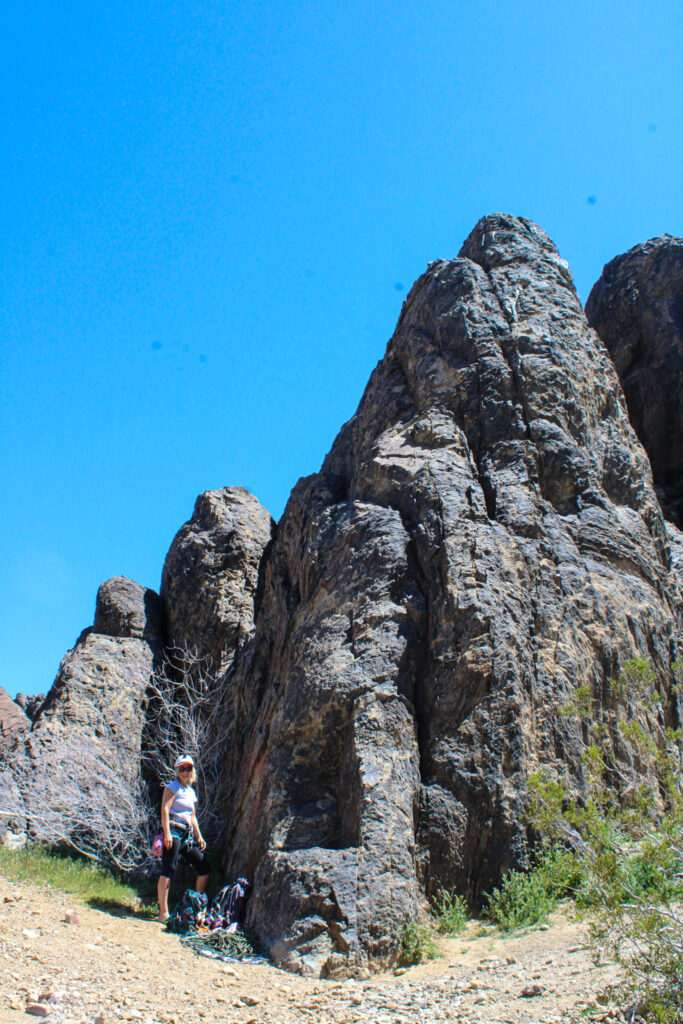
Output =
[
  {"x1": 0, "y1": 844, "x2": 156, "y2": 917},
  {"x1": 431, "y1": 889, "x2": 468, "y2": 934},
  {"x1": 398, "y1": 920, "x2": 439, "y2": 965}
]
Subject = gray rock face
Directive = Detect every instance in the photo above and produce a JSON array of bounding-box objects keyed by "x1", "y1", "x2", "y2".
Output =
[
  {"x1": 93, "y1": 576, "x2": 163, "y2": 641},
  {"x1": 34, "y1": 636, "x2": 159, "y2": 743},
  {"x1": 0, "y1": 687, "x2": 30, "y2": 742},
  {"x1": 222, "y1": 482, "x2": 425, "y2": 976},
  {"x1": 1, "y1": 578, "x2": 163, "y2": 858},
  {"x1": 161, "y1": 487, "x2": 274, "y2": 672},
  {"x1": 217, "y1": 215, "x2": 682, "y2": 976},
  {"x1": 11, "y1": 578, "x2": 164, "y2": 857},
  {"x1": 33, "y1": 576, "x2": 163, "y2": 744},
  {"x1": 34, "y1": 578, "x2": 158, "y2": 726},
  {"x1": 586, "y1": 235, "x2": 683, "y2": 522}
]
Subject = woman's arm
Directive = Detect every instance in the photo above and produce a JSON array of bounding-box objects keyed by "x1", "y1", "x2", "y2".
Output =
[
  {"x1": 191, "y1": 809, "x2": 206, "y2": 850},
  {"x1": 160, "y1": 786, "x2": 175, "y2": 849}
]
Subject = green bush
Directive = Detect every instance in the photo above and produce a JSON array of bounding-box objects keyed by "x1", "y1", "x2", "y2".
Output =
[
  {"x1": 485, "y1": 865, "x2": 553, "y2": 932},
  {"x1": 398, "y1": 920, "x2": 438, "y2": 965},
  {"x1": 623, "y1": 843, "x2": 683, "y2": 902},
  {"x1": 535, "y1": 845, "x2": 586, "y2": 900},
  {"x1": 526, "y1": 656, "x2": 683, "y2": 1023},
  {"x1": 431, "y1": 889, "x2": 468, "y2": 934},
  {"x1": 483, "y1": 844, "x2": 587, "y2": 932}
]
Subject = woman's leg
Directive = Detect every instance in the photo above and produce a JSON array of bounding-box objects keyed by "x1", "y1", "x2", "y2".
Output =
[
  {"x1": 184, "y1": 845, "x2": 211, "y2": 894},
  {"x1": 157, "y1": 875, "x2": 171, "y2": 921},
  {"x1": 158, "y1": 837, "x2": 181, "y2": 921}
]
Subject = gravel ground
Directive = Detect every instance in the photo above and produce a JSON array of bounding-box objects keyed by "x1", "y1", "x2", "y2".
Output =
[{"x1": 0, "y1": 874, "x2": 627, "y2": 1024}]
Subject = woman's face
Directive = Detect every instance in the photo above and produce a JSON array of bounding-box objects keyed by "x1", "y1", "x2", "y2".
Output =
[{"x1": 177, "y1": 764, "x2": 193, "y2": 783}]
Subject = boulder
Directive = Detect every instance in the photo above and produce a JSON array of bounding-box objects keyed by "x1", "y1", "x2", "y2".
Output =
[
  {"x1": 93, "y1": 576, "x2": 163, "y2": 641},
  {"x1": 34, "y1": 577, "x2": 163, "y2": 737},
  {"x1": 585, "y1": 235, "x2": 683, "y2": 523},
  {"x1": 0, "y1": 687, "x2": 30, "y2": 741},
  {"x1": 217, "y1": 215, "x2": 682, "y2": 975},
  {"x1": 161, "y1": 487, "x2": 274, "y2": 673}
]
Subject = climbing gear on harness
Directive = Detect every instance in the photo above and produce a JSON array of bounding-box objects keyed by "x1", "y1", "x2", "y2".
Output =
[{"x1": 169, "y1": 815, "x2": 194, "y2": 849}]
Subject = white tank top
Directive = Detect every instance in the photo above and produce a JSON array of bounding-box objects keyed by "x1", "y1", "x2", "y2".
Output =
[{"x1": 167, "y1": 780, "x2": 197, "y2": 824}]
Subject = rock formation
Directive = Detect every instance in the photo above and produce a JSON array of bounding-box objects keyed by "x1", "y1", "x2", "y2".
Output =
[
  {"x1": 4, "y1": 578, "x2": 164, "y2": 860},
  {"x1": 161, "y1": 487, "x2": 274, "y2": 672},
  {"x1": 13, "y1": 214, "x2": 683, "y2": 977},
  {"x1": 6, "y1": 494, "x2": 274, "y2": 857},
  {"x1": 92, "y1": 575, "x2": 163, "y2": 642},
  {"x1": 215, "y1": 214, "x2": 682, "y2": 976},
  {"x1": 14, "y1": 693, "x2": 46, "y2": 722},
  {"x1": 33, "y1": 577, "x2": 163, "y2": 740},
  {"x1": 586, "y1": 235, "x2": 683, "y2": 523},
  {"x1": 0, "y1": 687, "x2": 30, "y2": 743}
]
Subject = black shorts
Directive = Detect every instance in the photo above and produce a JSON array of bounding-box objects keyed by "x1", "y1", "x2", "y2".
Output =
[{"x1": 160, "y1": 836, "x2": 211, "y2": 879}]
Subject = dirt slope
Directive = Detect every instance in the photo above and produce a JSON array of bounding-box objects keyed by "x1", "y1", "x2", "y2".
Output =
[{"x1": 0, "y1": 874, "x2": 626, "y2": 1024}]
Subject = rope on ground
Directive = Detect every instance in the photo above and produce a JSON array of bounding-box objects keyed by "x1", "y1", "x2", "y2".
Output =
[{"x1": 179, "y1": 928, "x2": 266, "y2": 964}]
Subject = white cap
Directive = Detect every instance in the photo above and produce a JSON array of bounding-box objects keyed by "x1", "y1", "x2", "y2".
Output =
[{"x1": 174, "y1": 754, "x2": 195, "y2": 770}]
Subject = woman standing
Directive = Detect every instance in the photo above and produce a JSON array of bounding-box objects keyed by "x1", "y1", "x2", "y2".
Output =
[{"x1": 157, "y1": 755, "x2": 211, "y2": 923}]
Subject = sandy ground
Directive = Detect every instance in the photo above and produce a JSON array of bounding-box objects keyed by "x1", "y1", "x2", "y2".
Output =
[{"x1": 0, "y1": 873, "x2": 628, "y2": 1024}]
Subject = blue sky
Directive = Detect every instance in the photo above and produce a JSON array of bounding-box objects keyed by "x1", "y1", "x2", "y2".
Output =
[{"x1": 2, "y1": 0, "x2": 682, "y2": 698}]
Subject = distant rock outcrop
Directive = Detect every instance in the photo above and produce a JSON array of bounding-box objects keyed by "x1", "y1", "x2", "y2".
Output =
[
  {"x1": 161, "y1": 487, "x2": 274, "y2": 672},
  {"x1": 0, "y1": 688, "x2": 30, "y2": 742},
  {"x1": 33, "y1": 577, "x2": 163, "y2": 742},
  {"x1": 3, "y1": 578, "x2": 163, "y2": 856},
  {"x1": 586, "y1": 235, "x2": 683, "y2": 523},
  {"x1": 14, "y1": 693, "x2": 46, "y2": 722},
  {"x1": 215, "y1": 215, "x2": 682, "y2": 976}
]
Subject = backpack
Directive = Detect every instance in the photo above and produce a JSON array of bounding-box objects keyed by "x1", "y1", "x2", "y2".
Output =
[
  {"x1": 206, "y1": 878, "x2": 252, "y2": 930},
  {"x1": 166, "y1": 889, "x2": 208, "y2": 934}
]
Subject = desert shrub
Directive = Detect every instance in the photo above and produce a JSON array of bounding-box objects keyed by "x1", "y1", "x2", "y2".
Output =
[
  {"x1": 431, "y1": 889, "x2": 467, "y2": 934},
  {"x1": 485, "y1": 865, "x2": 553, "y2": 931},
  {"x1": 142, "y1": 644, "x2": 229, "y2": 845},
  {"x1": 2, "y1": 713, "x2": 154, "y2": 872},
  {"x1": 398, "y1": 920, "x2": 438, "y2": 965},
  {"x1": 526, "y1": 657, "x2": 683, "y2": 1023},
  {"x1": 483, "y1": 843, "x2": 585, "y2": 932},
  {"x1": 1, "y1": 643, "x2": 225, "y2": 871},
  {"x1": 535, "y1": 844, "x2": 586, "y2": 900}
]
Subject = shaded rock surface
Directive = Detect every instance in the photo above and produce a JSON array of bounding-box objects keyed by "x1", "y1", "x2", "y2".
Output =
[
  {"x1": 161, "y1": 487, "x2": 274, "y2": 672},
  {"x1": 586, "y1": 235, "x2": 683, "y2": 523},
  {"x1": 216, "y1": 214, "x2": 682, "y2": 976}
]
